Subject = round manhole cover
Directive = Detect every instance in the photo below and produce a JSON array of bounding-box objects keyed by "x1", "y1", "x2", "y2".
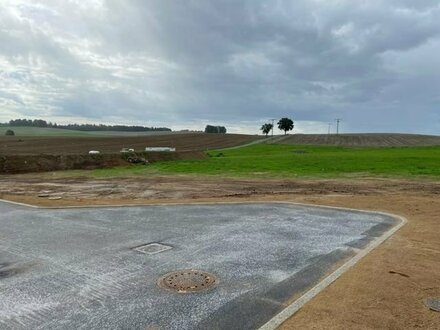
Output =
[{"x1": 158, "y1": 269, "x2": 217, "y2": 293}]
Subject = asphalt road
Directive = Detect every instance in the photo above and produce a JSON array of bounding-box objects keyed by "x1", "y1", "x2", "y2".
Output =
[{"x1": 0, "y1": 201, "x2": 397, "y2": 329}]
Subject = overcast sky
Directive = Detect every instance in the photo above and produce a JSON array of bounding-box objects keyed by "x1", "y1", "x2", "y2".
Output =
[{"x1": 1, "y1": 1, "x2": 439, "y2": 134}]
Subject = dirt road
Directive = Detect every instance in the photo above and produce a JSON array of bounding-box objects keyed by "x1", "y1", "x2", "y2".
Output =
[{"x1": 0, "y1": 174, "x2": 439, "y2": 329}]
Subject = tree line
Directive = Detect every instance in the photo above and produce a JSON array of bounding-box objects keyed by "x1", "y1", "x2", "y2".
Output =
[
  {"x1": 3, "y1": 119, "x2": 171, "y2": 132},
  {"x1": 261, "y1": 117, "x2": 294, "y2": 136},
  {"x1": 205, "y1": 125, "x2": 227, "y2": 133}
]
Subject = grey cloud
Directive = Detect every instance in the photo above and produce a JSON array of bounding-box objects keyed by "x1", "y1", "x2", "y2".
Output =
[{"x1": 0, "y1": 0, "x2": 439, "y2": 134}]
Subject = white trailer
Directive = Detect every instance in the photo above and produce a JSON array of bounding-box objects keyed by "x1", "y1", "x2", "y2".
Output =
[{"x1": 145, "y1": 147, "x2": 176, "y2": 152}]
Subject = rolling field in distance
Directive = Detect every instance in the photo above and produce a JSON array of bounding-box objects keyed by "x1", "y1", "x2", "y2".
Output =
[
  {"x1": 274, "y1": 133, "x2": 440, "y2": 146},
  {"x1": 0, "y1": 133, "x2": 261, "y2": 155},
  {"x1": 2, "y1": 132, "x2": 439, "y2": 177},
  {"x1": 86, "y1": 143, "x2": 440, "y2": 179},
  {"x1": 0, "y1": 126, "x2": 92, "y2": 136},
  {"x1": 0, "y1": 126, "x2": 181, "y2": 137},
  {"x1": 1, "y1": 132, "x2": 439, "y2": 155}
]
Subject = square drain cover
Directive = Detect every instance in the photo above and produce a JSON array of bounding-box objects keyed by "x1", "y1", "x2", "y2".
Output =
[{"x1": 133, "y1": 243, "x2": 172, "y2": 255}]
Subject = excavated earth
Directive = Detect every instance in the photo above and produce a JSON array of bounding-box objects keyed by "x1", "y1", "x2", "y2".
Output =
[{"x1": 0, "y1": 133, "x2": 259, "y2": 174}]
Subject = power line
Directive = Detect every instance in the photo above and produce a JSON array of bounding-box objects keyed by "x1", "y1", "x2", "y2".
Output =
[
  {"x1": 270, "y1": 118, "x2": 276, "y2": 136},
  {"x1": 335, "y1": 118, "x2": 342, "y2": 135}
]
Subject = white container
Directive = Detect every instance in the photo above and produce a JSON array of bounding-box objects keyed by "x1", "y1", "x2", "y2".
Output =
[{"x1": 145, "y1": 147, "x2": 176, "y2": 152}]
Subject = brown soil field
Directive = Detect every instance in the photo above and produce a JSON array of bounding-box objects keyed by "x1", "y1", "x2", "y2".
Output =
[
  {"x1": 0, "y1": 132, "x2": 260, "y2": 155},
  {"x1": 0, "y1": 174, "x2": 439, "y2": 329},
  {"x1": 276, "y1": 133, "x2": 440, "y2": 146}
]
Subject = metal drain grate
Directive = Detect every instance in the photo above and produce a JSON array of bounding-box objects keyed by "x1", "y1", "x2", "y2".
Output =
[
  {"x1": 158, "y1": 269, "x2": 217, "y2": 293},
  {"x1": 133, "y1": 243, "x2": 172, "y2": 255}
]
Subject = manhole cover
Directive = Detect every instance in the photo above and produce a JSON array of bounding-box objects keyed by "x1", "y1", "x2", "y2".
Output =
[
  {"x1": 158, "y1": 269, "x2": 217, "y2": 293},
  {"x1": 133, "y1": 243, "x2": 172, "y2": 255},
  {"x1": 425, "y1": 298, "x2": 440, "y2": 312}
]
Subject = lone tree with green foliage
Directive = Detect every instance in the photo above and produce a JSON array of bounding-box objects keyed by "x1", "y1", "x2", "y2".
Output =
[
  {"x1": 5, "y1": 129, "x2": 15, "y2": 136},
  {"x1": 277, "y1": 117, "x2": 294, "y2": 135},
  {"x1": 260, "y1": 123, "x2": 273, "y2": 136}
]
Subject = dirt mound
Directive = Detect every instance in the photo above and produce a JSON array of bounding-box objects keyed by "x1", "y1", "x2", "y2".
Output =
[
  {"x1": 276, "y1": 133, "x2": 440, "y2": 146},
  {"x1": 0, "y1": 151, "x2": 205, "y2": 174}
]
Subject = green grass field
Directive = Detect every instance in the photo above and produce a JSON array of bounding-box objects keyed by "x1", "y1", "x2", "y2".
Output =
[
  {"x1": 0, "y1": 126, "x2": 173, "y2": 137},
  {"x1": 0, "y1": 126, "x2": 90, "y2": 136},
  {"x1": 82, "y1": 144, "x2": 440, "y2": 179}
]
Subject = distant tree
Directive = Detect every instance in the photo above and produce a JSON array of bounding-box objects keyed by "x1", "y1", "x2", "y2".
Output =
[
  {"x1": 7, "y1": 118, "x2": 171, "y2": 132},
  {"x1": 33, "y1": 119, "x2": 48, "y2": 127},
  {"x1": 205, "y1": 125, "x2": 215, "y2": 133},
  {"x1": 5, "y1": 129, "x2": 15, "y2": 136},
  {"x1": 205, "y1": 125, "x2": 227, "y2": 134},
  {"x1": 260, "y1": 123, "x2": 273, "y2": 136},
  {"x1": 277, "y1": 117, "x2": 294, "y2": 135}
]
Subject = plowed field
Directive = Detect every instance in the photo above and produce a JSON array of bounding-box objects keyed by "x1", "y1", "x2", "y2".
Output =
[
  {"x1": 0, "y1": 133, "x2": 259, "y2": 155},
  {"x1": 275, "y1": 133, "x2": 440, "y2": 146}
]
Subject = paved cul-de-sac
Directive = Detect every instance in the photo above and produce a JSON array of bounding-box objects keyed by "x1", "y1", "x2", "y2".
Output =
[{"x1": 0, "y1": 201, "x2": 399, "y2": 329}]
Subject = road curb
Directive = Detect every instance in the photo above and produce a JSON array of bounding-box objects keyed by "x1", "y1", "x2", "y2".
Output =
[{"x1": 258, "y1": 210, "x2": 406, "y2": 330}]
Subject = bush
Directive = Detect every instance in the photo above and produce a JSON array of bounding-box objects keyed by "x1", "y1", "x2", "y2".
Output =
[
  {"x1": 5, "y1": 129, "x2": 15, "y2": 136},
  {"x1": 208, "y1": 152, "x2": 224, "y2": 158}
]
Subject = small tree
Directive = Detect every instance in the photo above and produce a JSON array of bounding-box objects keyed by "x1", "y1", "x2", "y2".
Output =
[
  {"x1": 260, "y1": 123, "x2": 273, "y2": 136},
  {"x1": 5, "y1": 129, "x2": 15, "y2": 136},
  {"x1": 277, "y1": 117, "x2": 294, "y2": 135}
]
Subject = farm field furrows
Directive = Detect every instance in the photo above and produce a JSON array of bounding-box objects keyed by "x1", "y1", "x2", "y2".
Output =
[
  {"x1": 275, "y1": 133, "x2": 440, "y2": 146},
  {"x1": 0, "y1": 133, "x2": 260, "y2": 155}
]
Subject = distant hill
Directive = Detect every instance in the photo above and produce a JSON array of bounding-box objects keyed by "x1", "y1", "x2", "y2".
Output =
[
  {"x1": 2, "y1": 119, "x2": 171, "y2": 133},
  {"x1": 0, "y1": 126, "x2": 177, "y2": 137},
  {"x1": 272, "y1": 133, "x2": 440, "y2": 147}
]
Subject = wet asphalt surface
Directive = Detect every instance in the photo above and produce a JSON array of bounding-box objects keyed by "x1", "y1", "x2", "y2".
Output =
[{"x1": 0, "y1": 201, "x2": 397, "y2": 329}]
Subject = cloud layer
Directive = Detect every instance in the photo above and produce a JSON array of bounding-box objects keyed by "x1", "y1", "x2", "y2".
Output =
[{"x1": 1, "y1": 0, "x2": 439, "y2": 134}]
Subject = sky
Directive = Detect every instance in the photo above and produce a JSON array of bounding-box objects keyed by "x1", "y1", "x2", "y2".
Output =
[{"x1": 0, "y1": 0, "x2": 439, "y2": 135}]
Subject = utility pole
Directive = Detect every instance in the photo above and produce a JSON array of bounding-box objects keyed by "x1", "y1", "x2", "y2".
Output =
[
  {"x1": 270, "y1": 118, "x2": 276, "y2": 136},
  {"x1": 327, "y1": 123, "x2": 332, "y2": 135},
  {"x1": 335, "y1": 118, "x2": 342, "y2": 135}
]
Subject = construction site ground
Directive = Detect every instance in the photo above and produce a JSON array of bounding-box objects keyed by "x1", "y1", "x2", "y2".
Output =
[{"x1": 0, "y1": 173, "x2": 439, "y2": 329}]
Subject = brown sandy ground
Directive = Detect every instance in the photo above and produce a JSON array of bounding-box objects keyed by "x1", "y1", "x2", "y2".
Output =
[{"x1": 0, "y1": 174, "x2": 439, "y2": 329}]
